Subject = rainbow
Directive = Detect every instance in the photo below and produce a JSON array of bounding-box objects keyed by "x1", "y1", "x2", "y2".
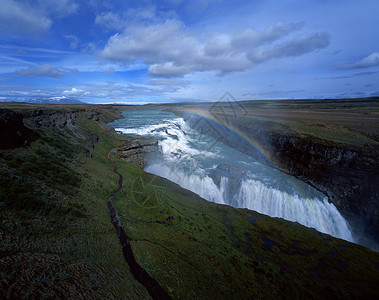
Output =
[
  {"x1": 177, "y1": 107, "x2": 313, "y2": 198},
  {"x1": 178, "y1": 107, "x2": 273, "y2": 163}
]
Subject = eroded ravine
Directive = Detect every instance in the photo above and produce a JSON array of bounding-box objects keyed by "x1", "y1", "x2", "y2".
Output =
[{"x1": 107, "y1": 148, "x2": 171, "y2": 300}]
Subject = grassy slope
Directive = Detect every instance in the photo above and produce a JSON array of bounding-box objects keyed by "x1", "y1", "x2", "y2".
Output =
[
  {"x1": 0, "y1": 105, "x2": 150, "y2": 299},
  {"x1": 1, "y1": 104, "x2": 379, "y2": 299},
  {"x1": 114, "y1": 163, "x2": 379, "y2": 299}
]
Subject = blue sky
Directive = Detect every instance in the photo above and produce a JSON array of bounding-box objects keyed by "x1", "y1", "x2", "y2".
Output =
[{"x1": 0, "y1": 0, "x2": 378, "y2": 104}]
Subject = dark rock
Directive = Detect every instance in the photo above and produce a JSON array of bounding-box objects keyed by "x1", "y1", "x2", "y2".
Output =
[
  {"x1": 84, "y1": 110, "x2": 100, "y2": 121},
  {"x1": 117, "y1": 135, "x2": 159, "y2": 168},
  {"x1": 23, "y1": 109, "x2": 100, "y2": 129},
  {"x1": 16, "y1": 108, "x2": 102, "y2": 156},
  {"x1": 84, "y1": 133, "x2": 99, "y2": 150},
  {"x1": 265, "y1": 132, "x2": 379, "y2": 248},
  {"x1": 0, "y1": 109, "x2": 36, "y2": 149},
  {"x1": 23, "y1": 109, "x2": 79, "y2": 128}
]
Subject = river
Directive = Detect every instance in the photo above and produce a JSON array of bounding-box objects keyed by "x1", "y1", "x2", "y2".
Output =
[{"x1": 110, "y1": 109, "x2": 354, "y2": 242}]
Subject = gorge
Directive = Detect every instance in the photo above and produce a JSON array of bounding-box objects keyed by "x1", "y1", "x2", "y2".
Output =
[
  {"x1": 111, "y1": 98, "x2": 379, "y2": 251},
  {"x1": 1, "y1": 102, "x2": 378, "y2": 299}
]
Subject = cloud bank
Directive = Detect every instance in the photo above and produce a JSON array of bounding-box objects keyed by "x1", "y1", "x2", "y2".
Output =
[
  {"x1": 335, "y1": 52, "x2": 379, "y2": 70},
  {"x1": 0, "y1": 0, "x2": 78, "y2": 35},
  {"x1": 0, "y1": 0, "x2": 51, "y2": 34},
  {"x1": 16, "y1": 64, "x2": 66, "y2": 78},
  {"x1": 100, "y1": 19, "x2": 329, "y2": 78}
]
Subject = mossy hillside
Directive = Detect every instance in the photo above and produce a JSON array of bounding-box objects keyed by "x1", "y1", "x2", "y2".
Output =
[
  {"x1": 0, "y1": 106, "x2": 150, "y2": 299},
  {"x1": 112, "y1": 161, "x2": 379, "y2": 299}
]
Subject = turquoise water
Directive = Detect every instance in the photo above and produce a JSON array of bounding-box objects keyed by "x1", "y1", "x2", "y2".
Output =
[{"x1": 110, "y1": 110, "x2": 354, "y2": 242}]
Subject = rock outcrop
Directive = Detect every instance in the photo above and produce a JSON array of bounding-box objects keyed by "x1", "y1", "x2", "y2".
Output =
[
  {"x1": 23, "y1": 109, "x2": 100, "y2": 129},
  {"x1": 268, "y1": 133, "x2": 379, "y2": 249},
  {"x1": 0, "y1": 109, "x2": 35, "y2": 149},
  {"x1": 116, "y1": 135, "x2": 159, "y2": 168},
  {"x1": 0, "y1": 107, "x2": 110, "y2": 158}
]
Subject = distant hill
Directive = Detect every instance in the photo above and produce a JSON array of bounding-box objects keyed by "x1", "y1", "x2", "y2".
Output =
[{"x1": 1, "y1": 97, "x2": 85, "y2": 105}]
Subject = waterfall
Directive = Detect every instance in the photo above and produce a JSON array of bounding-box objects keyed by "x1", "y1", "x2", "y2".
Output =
[
  {"x1": 146, "y1": 163, "x2": 353, "y2": 242},
  {"x1": 235, "y1": 179, "x2": 354, "y2": 241},
  {"x1": 112, "y1": 110, "x2": 355, "y2": 243}
]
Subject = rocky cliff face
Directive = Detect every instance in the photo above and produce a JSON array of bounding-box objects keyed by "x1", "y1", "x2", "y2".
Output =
[
  {"x1": 1, "y1": 106, "x2": 158, "y2": 168},
  {"x1": 24, "y1": 109, "x2": 103, "y2": 154},
  {"x1": 183, "y1": 112, "x2": 379, "y2": 250},
  {"x1": 0, "y1": 107, "x2": 109, "y2": 158},
  {"x1": 116, "y1": 135, "x2": 158, "y2": 168},
  {"x1": 0, "y1": 109, "x2": 35, "y2": 149},
  {"x1": 23, "y1": 108, "x2": 100, "y2": 129},
  {"x1": 268, "y1": 133, "x2": 379, "y2": 249}
]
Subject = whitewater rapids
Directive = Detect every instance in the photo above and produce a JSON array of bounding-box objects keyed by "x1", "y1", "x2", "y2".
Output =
[{"x1": 111, "y1": 110, "x2": 354, "y2": 242}]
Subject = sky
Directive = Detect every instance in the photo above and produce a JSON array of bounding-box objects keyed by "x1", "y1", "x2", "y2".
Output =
[{"x1": 0, "y1": 0, "x2": 378, "y2": 104}]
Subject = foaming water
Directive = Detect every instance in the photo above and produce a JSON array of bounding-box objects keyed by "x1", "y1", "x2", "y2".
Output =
[
  {"x1": 110, "y1": 110, "x2": 354, "y2": 242},
  {"x1": 146, "y1": 163, "x2": 227, "y2": 205},
  {"x1": 235, "y1": 179, "x2": 353, "y2": 240}
]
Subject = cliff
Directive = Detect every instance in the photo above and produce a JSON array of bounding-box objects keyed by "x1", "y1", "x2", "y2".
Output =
[
  {"x1": 116, "y1": 134, "x2": 158, "y2": 168},
  {"x1": 268, "y1": 132, "x2": 379, "y2": 249},
  {"x1": 178, "y1": 99, "x2": 379, "y2": 251},
  {"x1": 0, "y1": 109, "x2": 36, "y2": 149}
]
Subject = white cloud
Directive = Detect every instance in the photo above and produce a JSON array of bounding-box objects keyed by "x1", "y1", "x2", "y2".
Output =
[
  {"x1": 148, "y1": 63, "x2": 197, "y2": 78},
  {"x1": 63, "y1": 87, "x2": 83, "y2": 95},
  {"x1": 101, "y1": 20, "x2": 194, "y2": 63},
  {"x1": 100, "y1": 19, "x2": 329, "y2": 78},
  {"x1": 149, "y1": 79, "x2": 190, "y2": 86},
  {"x1": 0, "y1": 0, "x2": 51, "y2": 34},
  {"x1": 16, "y1": 64, "x2": 66, "y2": 78},
  {"x1": 335, "y1": 52, "x2": 379, "y2": 70},
  {"x1": 253, "y1": 32, "x2": 330, "y2": 62},
  {"x1": 60, "y1": 81, "x2": 176, "y2": 99},
  {"x1": 232, "y1": 22, "x2": 304, "y2": 49},
  {"x1": 0, "y1": 0, "x2": 78, "y2": 35},
  {"x1": 95, "y1": 6, "x2": 158, "y2": 31},
  {"x1": 3, "y1": 79, "x2": 188, "y2": 101}
]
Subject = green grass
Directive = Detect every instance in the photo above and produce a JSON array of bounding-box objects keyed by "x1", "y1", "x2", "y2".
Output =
[
  {"x1": 111, "y1": 163, "x2": 379, "y2": 299},
  {"x1": 0, "y1": 107, "x2": 150, "y2": 299},
  {"x1": 287, "y1": 121, "x2": 378, "y2": 145}
]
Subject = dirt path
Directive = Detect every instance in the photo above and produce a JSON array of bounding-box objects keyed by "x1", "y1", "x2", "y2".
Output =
[{"x1": 107, "y1": 148, "x2": 171, "y2": 300}]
